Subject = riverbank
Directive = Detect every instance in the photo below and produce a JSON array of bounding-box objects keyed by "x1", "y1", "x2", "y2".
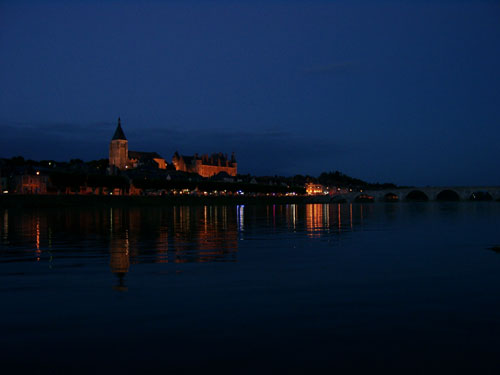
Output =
[{"x1": 0, "y1": 194, "x2": 313, "y2": 208}]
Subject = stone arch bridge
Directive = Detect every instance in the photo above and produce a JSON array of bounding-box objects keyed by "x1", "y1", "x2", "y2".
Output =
[{"x1": 330, "y1": 187, "x2": 500, "y2": 203}]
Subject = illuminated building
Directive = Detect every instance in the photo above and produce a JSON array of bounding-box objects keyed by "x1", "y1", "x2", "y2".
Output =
[
  {"x1": 172, "y1": 151, "x2": 237, "y2": 178},
  {"x1": 13, "y1": 173, "x2": 48, "y2": 194},
  {"x1": 109, "y1": 118, "x2": 167, "y2": 171},
  {"x1": 109, "y1": 118, "x2": 129, "y2": 170},
  {"x1": 305, "y1": 183, "x2": 327, "y2": 196},
  {"x1": 109, "y1": 118, "x2": 235, "y2": 177}
]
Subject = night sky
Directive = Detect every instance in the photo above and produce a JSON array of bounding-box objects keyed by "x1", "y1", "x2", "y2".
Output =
[{"x1": 1, "y1": 0, "x2": 499, "y2": 186}]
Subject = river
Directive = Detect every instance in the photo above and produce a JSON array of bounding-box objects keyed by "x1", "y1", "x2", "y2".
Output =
[{"x1": 1, "y1": 203, "x2": 499, "y2": 374}]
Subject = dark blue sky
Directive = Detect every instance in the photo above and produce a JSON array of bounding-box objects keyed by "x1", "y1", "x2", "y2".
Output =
[{"x1": 1, "y1": 0, "x2": 499, "y2": 186}]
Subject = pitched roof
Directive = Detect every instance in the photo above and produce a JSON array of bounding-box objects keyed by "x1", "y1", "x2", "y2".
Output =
[
  {"x1": 128, "y1": 151, "x2": 163, "y2": 159},
  {"x1": 112, "y1": 118, "x2": 127, "y2": 140}
]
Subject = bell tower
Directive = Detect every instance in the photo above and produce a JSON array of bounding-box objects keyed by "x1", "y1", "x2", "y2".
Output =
[{"x1": 109, "y1": 117, "x2": 128, "y2": 170}]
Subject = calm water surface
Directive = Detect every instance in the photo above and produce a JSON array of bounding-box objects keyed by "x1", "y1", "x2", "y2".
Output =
[{"x1": 1, "y1": 203, "x2": 499, "y2": 374}]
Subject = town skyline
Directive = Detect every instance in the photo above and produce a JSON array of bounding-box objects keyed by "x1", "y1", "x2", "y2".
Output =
[
  {"x1": 1, "y1": 114, "x2": 498, "y2": 187},
  {"x1": 1, "y1": 1, "x2": 499, "y2": 187}
]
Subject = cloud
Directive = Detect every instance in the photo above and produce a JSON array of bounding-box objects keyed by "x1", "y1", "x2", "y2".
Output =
[
  {"x1": 136, "y1": 126, "x2": 343, "y2": 176},
  {"x1": 304, "y1": 61, "x2": 356, "y2": 75},
  {"x1": 141, "y1": 126, "x2": 291, "y2": 139},
  {"x1": 0, "y1": 121, "x2": 115, "y2": 161},
  {"x1": 0, "y1": 120, "x2": 115, "y2": 137}
]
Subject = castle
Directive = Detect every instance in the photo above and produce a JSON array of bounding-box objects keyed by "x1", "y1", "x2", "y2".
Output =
[
  {"x1": 109, "y1": 118, "x2": 237, "y2": 177},
  {"x1": 172, "y1": 152, "x2": 237, "y2": 177}
]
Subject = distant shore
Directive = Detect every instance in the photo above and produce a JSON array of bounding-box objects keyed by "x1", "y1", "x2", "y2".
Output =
[
  {"x1": 1, "y1": 193, "x2": 498, "y2": 208},
  {"x1": 0, "y1": 194, "x2": 315, "y2": 208}
]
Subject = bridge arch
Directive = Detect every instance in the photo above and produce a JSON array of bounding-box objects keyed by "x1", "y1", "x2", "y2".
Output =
[
  {"x1": 469, "y1": 191, "x2": 493, "y2": 201},
  {"x1": 436, "y1": 189, "x2": 460, "y2": 201},
  {"x1": 406, "y1": 190, "x2": 429, "y2": 201},
  {"x1": 354, "y1": 194, "x2": 374, "y2": 203},
  {"x1": 383, "y1": 192, "x2": 399, "y2": 202}
]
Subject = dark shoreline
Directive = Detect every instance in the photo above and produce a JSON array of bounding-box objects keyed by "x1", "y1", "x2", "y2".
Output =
[
  {"x1": 0, "y1": 194, "x2": 311, "y2": 208},
  {"x1": 2, "y1": 195, "x2": 498, "y2": 208}
]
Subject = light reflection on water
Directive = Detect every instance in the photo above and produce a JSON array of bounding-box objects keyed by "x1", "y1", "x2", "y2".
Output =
[
  {"x1": 0, "y1": 203, "x2": 379, "y2": 289},
  {"x1": 0, "y1": 203, "x2": 375, "y2": 267},
  {"x1": 0, "y1": 202, "x2": 500, "y2": 373},
  {"x1": 1, "y1": 203, "x2": 497, "y2": 271}
]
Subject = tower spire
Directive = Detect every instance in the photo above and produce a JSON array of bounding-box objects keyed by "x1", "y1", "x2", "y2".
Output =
[
  {"x1": 109, "y1": 117, "x2": 129, "y2": 171},
  {"x1": 112, "y1": 117, "x2": 127, "y2": 140}
]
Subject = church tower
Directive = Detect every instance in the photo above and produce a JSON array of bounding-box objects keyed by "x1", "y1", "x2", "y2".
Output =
[{"x1": 109, "y1": 117, "x2": 128, "y2": 170}]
